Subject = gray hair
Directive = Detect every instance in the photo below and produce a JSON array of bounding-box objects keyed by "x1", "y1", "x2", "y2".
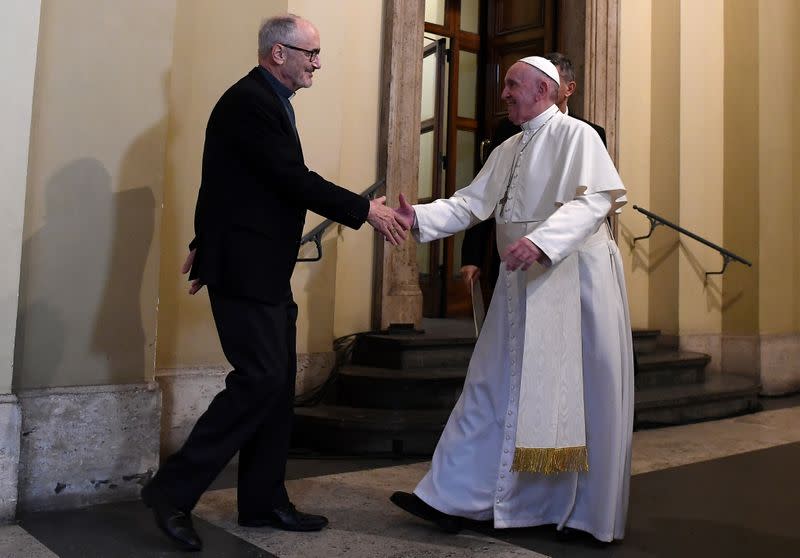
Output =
[
  {"x1": 258, "y1": 14, "x2": 300, "y2": 58},
  {"x1": 544, "y1": 52, "x2": 575, "y2": 83}
]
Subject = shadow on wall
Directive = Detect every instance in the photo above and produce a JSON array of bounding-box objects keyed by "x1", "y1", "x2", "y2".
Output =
[{"x1": 14, "y1": 158, "x2": 155, "y2": 389}]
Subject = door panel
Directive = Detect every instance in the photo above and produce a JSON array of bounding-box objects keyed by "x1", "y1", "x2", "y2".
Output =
[
  {"x1": 485, "y1": 0, "x2": 556, "y2": 141},
  {"x1": 419, "y1": 0, "x2": 556, "y2": 318}
]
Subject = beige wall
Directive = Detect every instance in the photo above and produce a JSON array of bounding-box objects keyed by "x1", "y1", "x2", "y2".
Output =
[
  {"x1": 289, "y1": 0, "x2": 384, "y2": 345},
  {"x1": 0, "y1": 1, "x2": 41, "y2": 393},
  {"x1": 795, "y1": 1, "x2": 800, "y2": 333},
  {"x1": 156, "y1": 1, "x2": 385, "y2": 369},
  {"x1": 646, "y1": 0, "x2": 680, "y2": 336},
  {"x1": 618, "y1": 0, "x2": 799, "y2": 382},
  {"x1": 15, "y1": 0, "x2": 177, "y2": 389},
  {"x1": 617, "y1": 0, "x2": 651, "y2": 330},
  {"x1": 722, "y1": 0, "x2": 759, "y2": 336},
  {"x1": 757, "y1": 0, "x2": 797, "y2": 335},
  {"x1": 678, "y1": 0, "x2": 724, "y2": 337}
]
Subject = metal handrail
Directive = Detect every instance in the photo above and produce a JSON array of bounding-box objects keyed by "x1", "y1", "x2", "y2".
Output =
[
  {"x1": 297, "y1": 178, "x2": 386, "y2": 262},
  {"x1": 632, "y1": 205, "x2": 752, "y2": 278}
]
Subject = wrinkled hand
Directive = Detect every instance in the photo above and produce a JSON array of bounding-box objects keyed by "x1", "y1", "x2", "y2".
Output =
[
  {"x1": 394, "y1": 193, "x2": 415, "y2": 231},
  {"x1": 502, "y1": 237, "x2": 543, "y2": 272},
  {"x1": 181, "y1": 249, "x2": 204, "y2": 295},
  {"x1": 368, "y1": 196, "x2": 408, "y2": 245},
  {"x1": 461, "y1": 265, "x2": 481, "y2": 287}
]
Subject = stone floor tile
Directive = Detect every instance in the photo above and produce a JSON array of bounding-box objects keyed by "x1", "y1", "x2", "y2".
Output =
[{"x1": 0, "y1": 525, "x2": 59, "y2": 558}]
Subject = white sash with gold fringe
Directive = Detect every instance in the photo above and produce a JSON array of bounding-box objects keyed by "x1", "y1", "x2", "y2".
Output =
[{"x1": 511, "y1": 252, "x2": 588, "y2": 474}]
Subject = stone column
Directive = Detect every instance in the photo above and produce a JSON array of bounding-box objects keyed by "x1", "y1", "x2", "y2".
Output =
[
  {"x1": 583, "y1": 0, "x2": 620, "y2": 165},
  {"x1": 373, "y1": 0, "x2": 425, "y2": 330},
  {"x1": 0, "y1": 0, "x2": 41, "y2": 521}
]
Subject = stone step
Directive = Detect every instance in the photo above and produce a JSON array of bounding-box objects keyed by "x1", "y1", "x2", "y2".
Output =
[
  {"x1": 294, "y1": 375, "x2": 761, "y2": 456},
  {"x1": 632, "y1": 329, "x2": 661, "y2": 354},
  {"x1": 352, "y1": 332, "x2": 475, "y2": 370},
  {"x1": 336, "y1": 365, "x2": 467, "y2": 410},
  {"x1": 292, "y1": 405, "x2": 450, "y2": 455},
  {"x1": 634, "y1": 374, "x2": 761, "y2": 426},
  {"x1": 635, "y1": 350, "x2": 710, "y2": 388}
]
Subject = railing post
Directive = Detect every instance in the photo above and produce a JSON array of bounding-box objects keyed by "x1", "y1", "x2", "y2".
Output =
[{"x1": 373, "y1": 0, "x2": 425, "y2": 331}]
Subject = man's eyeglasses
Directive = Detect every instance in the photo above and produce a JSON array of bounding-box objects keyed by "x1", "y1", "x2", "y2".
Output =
[{"x1": 281, "y1": 44, "x2": 320, "y2": 62}]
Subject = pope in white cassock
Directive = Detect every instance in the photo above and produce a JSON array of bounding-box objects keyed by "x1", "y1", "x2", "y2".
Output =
[{"x1": 390, "y1": 56, "x2": 635, "y2": 543}]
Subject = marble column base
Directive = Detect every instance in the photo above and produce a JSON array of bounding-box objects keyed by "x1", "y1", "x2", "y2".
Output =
[
  {"x1": 722, "y1": 334, "x2": 800, "y2": 395},
  {"x1": 17, "y1": 383, "x2": 160, "y2": 512},
  {"x1": 156, "y1": 352, "x2": 335, "y2": 458},
  {"x1": 0, "y1": 395, "x2": 21, "y2": 521},
  {"x1": 758, "y1": 334, "x2": 800, "y2": 395}
]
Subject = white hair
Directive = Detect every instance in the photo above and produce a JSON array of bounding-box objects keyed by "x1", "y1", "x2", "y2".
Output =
[{"x1": 258, "y1": 14, "x2": 301, "y2": 58}]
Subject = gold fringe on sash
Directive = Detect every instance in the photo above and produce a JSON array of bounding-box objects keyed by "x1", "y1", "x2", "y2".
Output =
[{"x1": 511, "y1": 446, "x2": 589, "y2": 474}]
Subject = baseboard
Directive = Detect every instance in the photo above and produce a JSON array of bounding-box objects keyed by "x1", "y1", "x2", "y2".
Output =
[
  {"x1": 156, "y1": 351, "x2": 335, "y2": 458},
  {"x1": 16, "y1": 383, "x2": 160, "y2": 512},
  {"x1": 759, "y1": 334, "x2": 800, "y2": 396},
  {"x1": 0, "y1": 395, "x2": 21, "y2": 521},
  {"x1": 721, "y1": 333, "x2": 800, "y2": 396}
]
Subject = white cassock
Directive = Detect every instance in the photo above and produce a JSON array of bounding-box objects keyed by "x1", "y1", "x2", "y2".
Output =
[{"x1": 411, "y1": 104, "x2": 635, "y2": 542}]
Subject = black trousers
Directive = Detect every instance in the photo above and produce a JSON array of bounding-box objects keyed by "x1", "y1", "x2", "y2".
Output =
[{"x1": 153, "y1": 287, "x2": 298, "y2": 516}]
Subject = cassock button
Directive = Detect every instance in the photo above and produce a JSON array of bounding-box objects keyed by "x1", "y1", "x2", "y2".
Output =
[
  {"x1": 501, "y1": 474, "x2": 505, "y2": 479},
  {"x1": 498, "y1": 487, "x2": 503, "y2": 492},
  {"x1": 508, "y1": 411, "x2": 513, "y2": 416},
  {"x1": 497, "y1": 498, "x2": 501, "y2": 504},
  {"x1": 506, "y1": 435, "x2": 511, "y2": 440},
  {"x1": 507, "y1": 423, "x2": 512, "y2": 428},
  {"x1": 504, "y1": 449, "x2": 509, "y2": 454}
]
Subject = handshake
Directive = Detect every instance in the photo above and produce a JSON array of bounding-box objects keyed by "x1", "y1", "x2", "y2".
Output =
[{"x1": 366, "y1": 193, "x2": 416, "y2": 246}]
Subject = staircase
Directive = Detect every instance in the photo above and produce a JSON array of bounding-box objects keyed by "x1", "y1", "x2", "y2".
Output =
[
  {"x1": 632, "y1": 330, "x2": 761, "y2": 426},
  {"x1": 292, "y1": 320, "x2": 762, "y2": 455}
]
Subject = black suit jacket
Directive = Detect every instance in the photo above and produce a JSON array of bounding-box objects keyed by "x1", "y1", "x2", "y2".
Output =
[
  {"x1": 461, "y1": 114, "x2": 606, "y2": 277},
  {"x1": 189, "y1": 67, "x2": 370, "y2": 303}
]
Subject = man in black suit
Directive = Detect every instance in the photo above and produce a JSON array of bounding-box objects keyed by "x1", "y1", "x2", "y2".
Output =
[
  {"x1": 460, "y1": 52, "x2": 606, "y2": 292},
  {"x1": 141, "y1": 14, "x2": 407, "y2": 551}
]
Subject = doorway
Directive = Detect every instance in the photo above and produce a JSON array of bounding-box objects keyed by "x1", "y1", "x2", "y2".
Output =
[{"x1": 417, "y1": 0, "x2": 557, "y2": 318}]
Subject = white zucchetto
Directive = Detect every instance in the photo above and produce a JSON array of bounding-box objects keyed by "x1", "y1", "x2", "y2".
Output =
[{"x1": 518, "y1": 56, "x2": 560, "y2": 87}]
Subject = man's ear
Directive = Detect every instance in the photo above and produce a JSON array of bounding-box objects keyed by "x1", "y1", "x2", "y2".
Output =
[
  {"x1": 565, "y1": 80, "x2": 577, "y2": 99},
  {"x1": 271, "y1": 43, "x2": 285, "y2": 65}
]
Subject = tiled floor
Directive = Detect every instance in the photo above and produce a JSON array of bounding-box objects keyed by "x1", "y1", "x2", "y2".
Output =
[{"x1": 8, "y1": 405, "x2": 800, "y2": 558}]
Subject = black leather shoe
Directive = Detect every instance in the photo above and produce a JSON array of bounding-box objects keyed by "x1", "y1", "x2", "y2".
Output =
[
  {"x1": 390, "y1": 491, "x2": 462, "y2": 534},
  {"x1": 141, "y1": 482, "x2": 202, "y2": 552},
  {"x1": 238, "y1": 503, "x2": 329, "y2": 532}
]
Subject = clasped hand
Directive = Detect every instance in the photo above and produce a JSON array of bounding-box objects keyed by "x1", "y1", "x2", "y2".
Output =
[
  {"x1": 181, "y1": 195, "x2": 415, "y2": 295},
  {"x1": 502, "y1": 237, "x2": 544, "y2": 272},
  {"x1": 368, "y1": 195, "x2": 411, "y2": 246}
]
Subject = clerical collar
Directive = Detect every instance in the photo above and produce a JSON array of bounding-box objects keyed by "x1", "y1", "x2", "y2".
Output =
[
  {"x1": 259, "y1": 66, "x2": 296, "y2": 100},
  {"x1": 520, "y1": 104, "x2": 560, "y2": 133}
]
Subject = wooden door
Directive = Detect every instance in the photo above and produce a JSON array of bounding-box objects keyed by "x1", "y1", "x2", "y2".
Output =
[
  {"x1": 419, "y1": 0, "x2": 556, "y2": 318},
  {"x1": 483, "y1": 0, "x2": 556, "y2": 145}
]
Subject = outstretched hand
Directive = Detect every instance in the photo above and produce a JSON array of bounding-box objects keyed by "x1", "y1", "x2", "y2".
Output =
[
  {"x1": 502, "y1": 237, "x2": 544, "y2": 272},
  {"x1": 181, "y1": 249, "x2": 204, "y2": 295},
  {"x1": 368, "y1": 196, "x2": 409, "y2": 245},
  {"x1": 394, "y1": 193, "x2": 415, "y2": 230}
]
